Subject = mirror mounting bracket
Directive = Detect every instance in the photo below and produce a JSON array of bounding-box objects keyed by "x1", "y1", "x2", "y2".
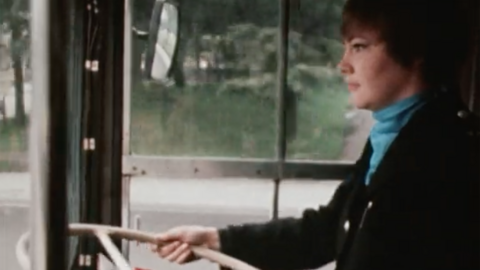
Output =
[{"x1": 132, "y1": 27, "x2": 149, "y2": 40}]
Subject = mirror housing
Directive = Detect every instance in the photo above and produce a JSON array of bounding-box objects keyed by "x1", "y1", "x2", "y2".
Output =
[{"x1": 144, "y1": 0, "x2": 180, "y2": 82}]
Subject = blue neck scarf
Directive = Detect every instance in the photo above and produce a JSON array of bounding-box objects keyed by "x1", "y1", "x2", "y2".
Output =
[{"x1": 364, "y1": 93, "x2": 430, "y2": 185}]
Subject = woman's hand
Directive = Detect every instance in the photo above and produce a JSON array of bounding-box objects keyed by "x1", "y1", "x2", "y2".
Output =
[{"x1": 152, "y1": 225, "x2": 220, "y2": 264}]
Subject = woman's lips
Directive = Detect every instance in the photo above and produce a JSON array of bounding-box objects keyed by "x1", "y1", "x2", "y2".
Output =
[{"x1": 348, "y1": 83, "x2": 360, "y2": 91}]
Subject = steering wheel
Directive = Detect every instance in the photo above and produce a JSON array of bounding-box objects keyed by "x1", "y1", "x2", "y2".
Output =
[{"x1": 16, "y1": 223, "x2": 260, "y2": 270}]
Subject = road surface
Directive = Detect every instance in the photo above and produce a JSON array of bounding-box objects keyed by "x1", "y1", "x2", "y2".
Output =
[{"x1": 0, "y1": 205, "x2": 335, "y2": 270}]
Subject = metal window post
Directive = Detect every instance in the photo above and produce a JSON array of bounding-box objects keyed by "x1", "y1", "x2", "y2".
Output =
[
  {"x1": 30, "y1": 0, "x2": 70, "y2": 269},
  {"x1": 271, "y1": 0, "x2": 290, "y2": 220},
  {"x1": 122, "y1": 0, "x2": 133, "y2": 260}
]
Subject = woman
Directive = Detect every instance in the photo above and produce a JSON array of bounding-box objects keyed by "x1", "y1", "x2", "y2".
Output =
[{"x1": 152, "y1": 0, "x2": 479, "y2": 269}]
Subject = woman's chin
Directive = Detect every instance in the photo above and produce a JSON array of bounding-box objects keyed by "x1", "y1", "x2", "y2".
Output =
[{"x1": 349, "y1": 95, "x2": 368, "y2": 110}]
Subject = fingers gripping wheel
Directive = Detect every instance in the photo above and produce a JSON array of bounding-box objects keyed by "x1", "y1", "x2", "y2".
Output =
[{"x1": 16, "y1": 223, "x2": 260, "y2": 270}]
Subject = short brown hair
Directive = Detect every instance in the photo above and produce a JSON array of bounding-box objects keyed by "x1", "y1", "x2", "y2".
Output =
[{"x1": 341, "y1": 0, "x2": 471, "y2": 89}]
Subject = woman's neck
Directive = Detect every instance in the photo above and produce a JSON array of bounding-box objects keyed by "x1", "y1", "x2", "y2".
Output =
[{"x1": 372, "y1": 92, "x2": 426, "y2": 123}]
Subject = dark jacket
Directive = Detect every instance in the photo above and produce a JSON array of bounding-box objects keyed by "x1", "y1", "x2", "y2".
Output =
[{"x1": 218, "y1": 90, "x2": 480, "y2": 270}]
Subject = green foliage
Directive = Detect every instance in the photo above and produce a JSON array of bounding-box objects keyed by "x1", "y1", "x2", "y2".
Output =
[
  {"x1": 0, "y1": 0, "x2": 30, "y2": 171},
  {"x1": 189, "y1": 23, "x2": 344, "y2": 75},
  {"x1": 131, "y1": 83, "x2": 275, "y2": 157},
  {"x1": 130, "y1": 64, "x2": 350, "y2": 159},
  {"x1": 0, "y1": 0, "x2": 29, "y2": 55},
  {"x1": 0, "y1": 120, "x2": 28, "y2": 171},
  {"x1": 127, "y1": 0, "x2": 351, "y2": 160},
  {"x1": 215, "y1": 64, "x2": 343, "y2": 98}
]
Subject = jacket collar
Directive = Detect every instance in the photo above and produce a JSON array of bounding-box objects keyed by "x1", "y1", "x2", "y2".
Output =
[{"x1": 358, "y1": 89, "x2": 469, "y2": 196}]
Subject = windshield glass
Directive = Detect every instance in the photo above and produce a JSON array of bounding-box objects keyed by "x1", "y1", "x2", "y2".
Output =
[{"x1": 129, "y1": 0, "x2": 371, "y2": 161}]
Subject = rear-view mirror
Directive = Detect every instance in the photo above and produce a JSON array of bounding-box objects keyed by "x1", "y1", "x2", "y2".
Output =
[{"x1": 144, "y1": 0, "x2": 179, "y2": 82}]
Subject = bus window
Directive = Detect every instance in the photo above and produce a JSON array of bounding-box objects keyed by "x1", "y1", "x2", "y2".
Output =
[
  {"x1": 128, "y1": 0, "x2": 371, "y2": 162},
  {"x1": 0, "y1": 0, "x2": 31, "y2": 269},
  {"x1": 129, "y1": 0, "x2": 280, "y2": 159}
]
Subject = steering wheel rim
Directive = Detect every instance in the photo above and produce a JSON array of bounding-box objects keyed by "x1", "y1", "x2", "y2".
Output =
[{"x1": 16, "y1": 223, "x2": 260, "y2": 270}]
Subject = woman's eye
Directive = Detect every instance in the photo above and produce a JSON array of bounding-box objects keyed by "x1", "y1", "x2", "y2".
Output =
[{"x1": 352, "y1": 44, "x2": 366, "y2": 52}]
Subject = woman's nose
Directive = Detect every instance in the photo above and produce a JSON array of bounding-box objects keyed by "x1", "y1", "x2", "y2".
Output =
[{"x1": 337, "y1": 59, "x2": 352, "y2": 75}]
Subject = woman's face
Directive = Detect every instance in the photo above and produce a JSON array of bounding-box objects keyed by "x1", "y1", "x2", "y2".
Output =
[{"x1": 338, "y1": 28, "x2": 424, "y2": 111}]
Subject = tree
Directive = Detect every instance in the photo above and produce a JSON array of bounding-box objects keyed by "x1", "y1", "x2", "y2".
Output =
[{"x1": 0, "y1": 0, "x2": 29, "y2": 126}]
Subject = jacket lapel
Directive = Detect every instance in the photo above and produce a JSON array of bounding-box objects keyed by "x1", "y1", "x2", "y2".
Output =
[{"x1": 336, "y1": 140, "x2": 373, "y2": 255}]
